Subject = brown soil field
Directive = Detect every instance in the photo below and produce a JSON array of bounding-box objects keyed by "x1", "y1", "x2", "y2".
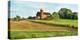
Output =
[{"x1": 9, "y1": 20, "x2": 74, "y2": 32}]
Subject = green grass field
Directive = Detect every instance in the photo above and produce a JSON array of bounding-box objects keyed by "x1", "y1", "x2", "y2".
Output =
[
  {"x1": 10, "y1": 31, "x2": 77, "y2": 39},
  {"x1": 31, "y1": 19, "x2": 78, "y2": 28},
  {"x1": 9, "y1": 19, "x2": 78, "y2": 39}
]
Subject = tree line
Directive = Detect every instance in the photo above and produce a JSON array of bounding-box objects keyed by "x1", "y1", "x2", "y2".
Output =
[
  {"x1": 49, "y1": 8, "x2": 78, "y2": 20},
  {"x1": 11, "y1": 8, "x2": 78, "y2": 21}
]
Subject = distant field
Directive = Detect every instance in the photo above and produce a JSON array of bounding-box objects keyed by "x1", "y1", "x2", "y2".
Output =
[
  {"x1": 31, "y1": 19, "x2": 78, "y2": 28},
  {"x1": 9, "y1": 20, "x2": 78, "y2": 39}
]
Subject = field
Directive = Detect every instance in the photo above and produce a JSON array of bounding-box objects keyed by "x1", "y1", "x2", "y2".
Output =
[
  {"x1": 31, "y1": 19, "x2": 78, "y2": 28},
  {"x1": 8, "y1": 19, "x2": 78, "y2": 39}
]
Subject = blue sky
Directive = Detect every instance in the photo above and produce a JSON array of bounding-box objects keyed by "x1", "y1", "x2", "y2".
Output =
[{"x1": 10, "y1": 0, "x2": 78, "y2": 18}]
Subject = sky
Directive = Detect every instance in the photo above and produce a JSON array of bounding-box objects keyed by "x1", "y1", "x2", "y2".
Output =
[{"x1": 9, "y1": 0, "x2": 78, "y2": 18}]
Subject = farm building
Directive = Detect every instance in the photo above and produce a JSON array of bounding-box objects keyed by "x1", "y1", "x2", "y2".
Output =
[{"x1": 36, "y1": 9, "x2": 51, "y2": 19}]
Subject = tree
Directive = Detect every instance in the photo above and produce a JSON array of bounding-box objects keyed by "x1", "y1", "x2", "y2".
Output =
[
  {"x1": 13, "y1": 15, "x2": 21, "y2": 21},
  {"x1": 58, "y1": 8, "x2": 72, "y2": 19},
  {"x1": 13, "y1": 17, "x2": 16, "y2": 21},
  {"x1": 27, "y1": 16, "x2": 32, "y2": 19},
  {"x1": 12, "y1": 15, "x2": 21, "y2": 21},
  {"x1": 72, "y1": 12, "x2": 78, "y2": 19},
  {"x1": 52, "y1": 12, "x2": 59, "y2": 20},
  {"x1": 21, "y1": 17, "x2": 26, "y2": 20}
]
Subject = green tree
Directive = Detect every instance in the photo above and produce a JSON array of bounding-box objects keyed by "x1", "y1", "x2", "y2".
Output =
[
  {"x1": 16, "y1": 15, "x2": 21, "y2": 21},
  {"x1": 52, "y1": 12, "x2": 59, "y2": 20},
  {"x1": 12, "y1": 15, "x2": 21, "y2": 21},
  {"x1": 58, "y1": 8, "x2": 72, "y2": 19},
  {"x1": 72, "y1": 12, "x2": 78, "y2": 19},
  {"x1": 21, "y1": 17, "x2": 26, "y2": 20},
  {"x1": 13, "y1": 17, "x2": 16, "y2": 21},
  {"x1": 27, "y1": 16, "x2": 32, "y2": 19}
]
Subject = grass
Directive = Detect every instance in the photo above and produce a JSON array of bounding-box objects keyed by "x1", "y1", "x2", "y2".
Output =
[
  {"x1": 9, "y1": 19, "x2": 78, "y2": 39},
  {"x1": 10, "y1": 20, "x2": 73, "y2": 31},
  {"x1": 9, "y1": 31, "x2": 77, "y2": 39},
  {"x1": 31, "y1": 19, "x2": 78, "y2": 28}
]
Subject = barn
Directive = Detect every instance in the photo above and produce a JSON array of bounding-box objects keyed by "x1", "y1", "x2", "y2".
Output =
[{"x1": 36, "y1": 9, "x2": 51, "y2": 19}]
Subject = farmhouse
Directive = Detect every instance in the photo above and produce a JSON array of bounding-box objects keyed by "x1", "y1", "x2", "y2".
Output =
[{"x1": 36, "y1": 9, "x2": 51, "y2": 19}]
